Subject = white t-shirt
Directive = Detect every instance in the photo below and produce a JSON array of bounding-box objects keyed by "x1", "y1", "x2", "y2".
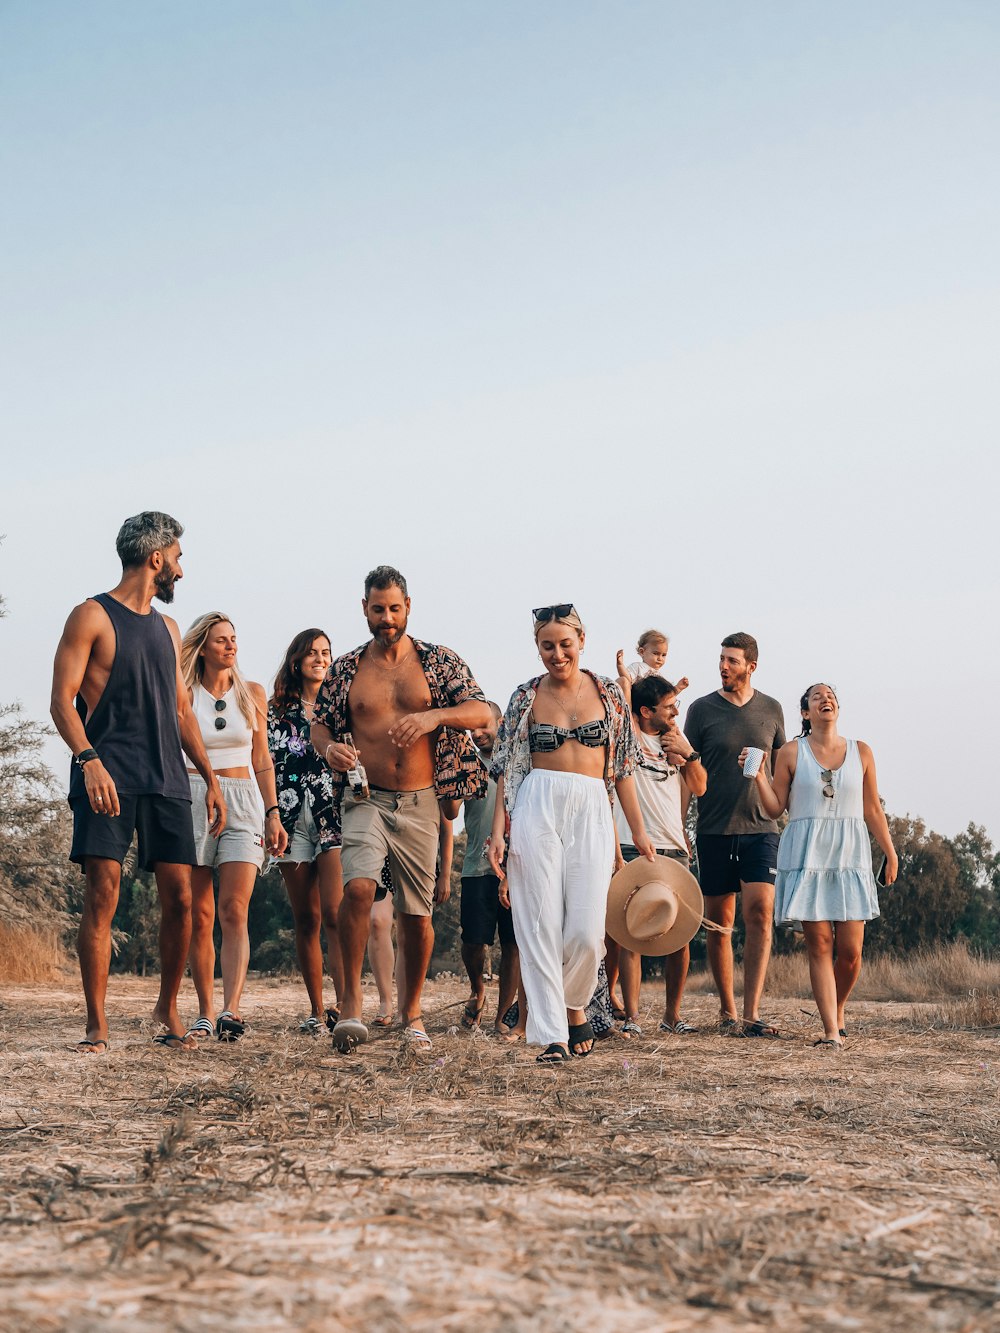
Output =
[
  {"x1": 625, "y1": 659, "x2": 660, "y2": 683},
  {"x1": 613, "y1": 729, "x2": 686, "y2": 853}
]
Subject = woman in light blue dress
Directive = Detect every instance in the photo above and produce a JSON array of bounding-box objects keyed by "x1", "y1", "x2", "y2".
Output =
[{"x1": 741, "y1": 684, "x2": 897, "y2": 1048}]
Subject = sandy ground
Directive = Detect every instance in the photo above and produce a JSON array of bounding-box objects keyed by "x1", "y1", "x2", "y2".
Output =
[{"x1": 0, "y1": 973, "x2": 998, "y2": 1332}]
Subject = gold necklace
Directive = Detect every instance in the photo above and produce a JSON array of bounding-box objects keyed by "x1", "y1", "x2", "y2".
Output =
[
  {"x1": 368, "y1": 644, "x2": 414, "y2": 671},
  {"x1": 547, "y1": 672, "x2": 585, "y2": 725}
]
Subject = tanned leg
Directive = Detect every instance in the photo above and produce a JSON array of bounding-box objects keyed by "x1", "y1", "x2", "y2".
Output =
[
  {"x1": 317, "y1": 849, "x2": 345, "y2": 1009},
  {"x1": 461, "y1": 941, "x2": 489, "y2": 1022},
  {"x1": 151, "y1": 862, "x2": 194, "y2": 1040},
  {"x1": 281, "y1": 862, "x2": 324, "y2": 1016},
  {"x1": 496, "y1": 943, "x2": 521, "y2": 1032},
  {"x1": 833, "y1": 921, "x2": 865, "y2": 1032},
  {"x1": 338, "y1": 876, "x2": 377, "y2": 1021},
  {"x1": 604, "y1": 935, "x2": 624, "y2": 1015},
  {"x1": 703, "y1": 893, "x2": 738, "y2": 1022},
  {"x1": 397, "y1": 912, "x2": 434, "y2": 1032},
  {"x1": 619, "y1": 947, "x2": 641, "y2": 1026},
  {"x1": 367, "y1": 893, "x2": 396, "y2": 1019},
  {"x1": 187, "y1": 866, "x2": 217, "y2": 1023},
  {"x1": 802, "y1": 920, "x2": 839, "y2": 1041},
  {"x1": 740, "y1": 882, "x2": 776, "y2": 1024},
  {"x1": 217, "y1": 861, "x2": 256, "y2": 1018},
  {"x1": 78, "y1": 857, "x2": 122, "y2": 1047},
  {"x1": 662, "y1": 944, "x2": 690, "y2": 1027}
]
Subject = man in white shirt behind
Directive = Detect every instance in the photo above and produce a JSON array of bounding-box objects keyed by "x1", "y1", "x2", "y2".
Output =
[{"x1": 614, "y1": 674, "x2": 708, "y2": 1035}]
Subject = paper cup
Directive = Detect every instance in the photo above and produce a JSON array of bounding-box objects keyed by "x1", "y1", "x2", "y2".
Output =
[{"x1": 742, "y1": 747, "x2": 765, "y2": 778}]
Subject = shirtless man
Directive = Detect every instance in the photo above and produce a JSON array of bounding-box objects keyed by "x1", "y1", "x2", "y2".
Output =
[
  {"x1": 310, "y1": 566, "x2": 490, "y2": 1052},
  {"x1": 50, "y1": 512, "x2": 226, "y2": 1053}
]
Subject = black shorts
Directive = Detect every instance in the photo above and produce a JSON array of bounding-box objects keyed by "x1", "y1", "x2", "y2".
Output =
[
  {"x1": 69, "y1": 795, "x2": 196, "y2": 873},
  {"x1": 621, "y1": 845, "x2": 690, "y2": 871},
  {"x1": 460, "y1": 874, "x2": 516, "y2": 948},
  {"x1": 696, "y1": 833, "x2": 779, "y2": 896}
]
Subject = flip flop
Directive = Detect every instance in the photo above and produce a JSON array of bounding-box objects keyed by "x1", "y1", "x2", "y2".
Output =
[
  {"x1": 568, "y1": 1021, "x2": 595, "y2": 1057},
  {"x1": 813, "y1": 1037, "x2": 843, "y2": 1049},
  {"x1": 660, "y1": 1020, "x2": 698, "y2": 1034},
  {"x1": 324, "y1": 1008, "x2": 340, "y2": 1032},
  {"x1": 216, "y1": 1011, "x2": 246, "y2": 1042},
  {"x1": 742, "y1": 1019, "x2": 780, "y2": 1039},
  {"x1": 332, "y1": 1017, "x2": 369, "y2": 1052},
  {"x1": 371, "y1": 1013, "x2": 395, "y2": 1028},
  {"x1": 536, "y1": 1043, "x2": 570, "y2": 1064},
  {"x1": 153, "y1": 1031, "x2": 194, "y2": 1051},
  {"x1": 300, "y1": 1016, "x2": 323, "y2": 1035},
  {"x1": 719, "y1": 1016, "x2": 741, "y2": 1036},
  {"x1": 185, "y1": 1018, "x2": 215, "y2": 1041},
  {"x1": 621, "y1": 1020, "x2": 643, "y2": 1039},
  {"x1": 461, "y1": 998, "x2": 486, "y2": 1030},
  {"x1": 402, "y1": 1026, "x2": 432, "y2": 1050},
  {"x1": 77, "y1": 1038, "x2": 109, "y2": 1054}
]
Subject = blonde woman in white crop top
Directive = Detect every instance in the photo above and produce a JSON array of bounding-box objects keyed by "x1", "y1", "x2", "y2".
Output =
[{"x1": 180, "y1": 613, "x2": 288, "y2": 1041}]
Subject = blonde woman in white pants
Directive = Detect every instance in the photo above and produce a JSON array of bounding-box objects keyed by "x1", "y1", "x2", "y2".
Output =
[{"x1": 488, "y1": 605, "x2": 654, "y2": 1064}]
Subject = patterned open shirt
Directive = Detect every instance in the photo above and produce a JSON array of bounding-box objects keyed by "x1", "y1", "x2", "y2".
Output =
[
  {"x1": 313, "y1": 638, "x2": 489, "y2": 802},
  {"x1": 490, "y1": 671, "x2": 641, "y2": 814},
  {"x1": 267, "y1": 699, "x2": 341, "y2": 851}
]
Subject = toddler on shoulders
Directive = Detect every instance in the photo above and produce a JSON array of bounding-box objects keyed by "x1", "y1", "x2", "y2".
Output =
[{"x1": 616, "y1": 629, "x2": 689, "y2": 703}]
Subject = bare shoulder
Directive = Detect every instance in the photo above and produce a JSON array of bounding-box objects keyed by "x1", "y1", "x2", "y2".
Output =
[
  {"x1": 856, "y1": 739, "x2": 875, "y2": 764},
  {"x1": 59, "y1": 598, "x2": 109, "y2": 642},
  {"x1": 249, "y1": 681, "x2": 268, "y2": 705},
  {"x1": 159, "y1": 612, "x2": 181, "y2": 645}
]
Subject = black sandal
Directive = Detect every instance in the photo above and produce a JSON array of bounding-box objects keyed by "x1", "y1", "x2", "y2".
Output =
[
  {"x1": 568, "y1": 1021, "x2": 595, "y2": 1057},
  {"x1": 216, "y1": 1010, "x2": 246, "y2": 1042},
  {"x1": 536, "y1": 1043, "x2": 571, "y2": 1064}
]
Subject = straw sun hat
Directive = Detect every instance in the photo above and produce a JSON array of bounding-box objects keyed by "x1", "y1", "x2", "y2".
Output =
[{"x1": 605, "y1": 855, "x2": 705, "y2": 956}]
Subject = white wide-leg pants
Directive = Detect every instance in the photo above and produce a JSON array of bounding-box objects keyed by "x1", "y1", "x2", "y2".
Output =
[{"x1": 507, "y1": 769, "x2": 615, "y2": 1047}]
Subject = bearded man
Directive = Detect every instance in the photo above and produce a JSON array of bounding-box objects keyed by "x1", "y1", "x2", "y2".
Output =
[
  {"x1": 310, "y1": 565, "x2": 491, "y2": 1053},
  {"x1": 684, "y1": 633, "x2": 786, "y2": 1038},
  {"x1": 50, "y1": 511, "x2": 225, "y2": 1054}
]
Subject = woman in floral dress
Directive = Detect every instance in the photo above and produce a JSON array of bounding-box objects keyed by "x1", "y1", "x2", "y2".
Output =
[{"x1": 268, "y1": 629, "x2": 344, "y2": 1033}]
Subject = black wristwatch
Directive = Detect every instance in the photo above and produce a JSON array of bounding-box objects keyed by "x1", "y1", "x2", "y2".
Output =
[
  {"x1": 684, "y1": 751, "x2": 700, "y2": 764},
  {"x1": 74, "y1": 748, "x2": 100, "y2": 768}
]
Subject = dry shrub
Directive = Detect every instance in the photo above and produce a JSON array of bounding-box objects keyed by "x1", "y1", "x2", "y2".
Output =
[
  {"x1": 934, "y1": 989, "x2": 1000, "y2": 1030},
  {"x1": 854, "y1": 939, "x2": 1000, "y2": 1001},
  {"x1": 682, "y1": 939, "x2": 1000, "y2": 1005},
  {"x1": 0, "y1": 921, "x2": 67, "y2": 981}
]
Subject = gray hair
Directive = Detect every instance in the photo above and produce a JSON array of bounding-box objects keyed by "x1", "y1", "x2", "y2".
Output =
[
  {"x1": 115, "y1": 511, "x2": 184, "y2": 568},
  {"x1": 364, "y1": 565, "x2": 408, "y2": 599}
]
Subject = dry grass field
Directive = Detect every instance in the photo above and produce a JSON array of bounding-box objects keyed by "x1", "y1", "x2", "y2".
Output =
[{"x1": 1, "y1": 962, "x2": 998, "y2": 1332}]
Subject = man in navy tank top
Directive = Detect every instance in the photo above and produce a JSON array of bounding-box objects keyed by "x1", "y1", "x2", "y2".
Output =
[{"x1": 50, "y1": 512, "x2": 227, "y2": 1054}]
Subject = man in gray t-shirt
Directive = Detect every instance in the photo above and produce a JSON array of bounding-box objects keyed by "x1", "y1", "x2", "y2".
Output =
[
  {"x1": 458, "y1": 703, "x2": 522, "y2": 1036},
  {"x1": 684, "y1": 632, "x2": 786, "y2": 1037}
]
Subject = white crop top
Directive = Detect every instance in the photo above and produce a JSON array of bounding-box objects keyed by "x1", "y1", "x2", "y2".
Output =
[{"x1": 193, "y1": 683, "x2": 255, "y2": 770}]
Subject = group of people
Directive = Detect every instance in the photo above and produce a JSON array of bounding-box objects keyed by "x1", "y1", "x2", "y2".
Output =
[{"x1": 50, "y1": 511, "x2": 898, "y2": 1062}]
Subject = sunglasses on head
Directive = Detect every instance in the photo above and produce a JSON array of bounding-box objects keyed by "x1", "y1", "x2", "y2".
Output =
[
  {"x1": 820, "y1": 768, "x2": 835, "y2": 799},
  {"x1": 214, "y1": 698, "x2": 227, "y2": 730},
  {"x1": 532, "y1": 603, "x2": 577, "y2": 623}
]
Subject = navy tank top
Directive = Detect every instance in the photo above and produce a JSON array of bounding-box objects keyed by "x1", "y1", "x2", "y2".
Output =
[{"x1": 68, "y1": 592, "x2": 190, "y2": 802}]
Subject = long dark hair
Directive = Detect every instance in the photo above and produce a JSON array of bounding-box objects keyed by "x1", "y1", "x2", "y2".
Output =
[
  {"x1": 270, "y1": 628, "x2": 331, "y2": 718},
  {"x1": 799, "y1": 682, "x2": 838, "y2": 736}
]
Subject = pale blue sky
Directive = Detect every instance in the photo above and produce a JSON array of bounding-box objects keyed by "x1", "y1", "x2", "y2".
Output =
[{"x1": 2, "y1": 2, "x2": 997, "y2": 840}]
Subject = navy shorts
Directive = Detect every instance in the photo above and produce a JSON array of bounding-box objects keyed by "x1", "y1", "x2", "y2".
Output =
[
  {"x1": 621, "y1": 845, "x2": 690, "y2": 871},
  {"x1": 460, "y1": 874, "x2": 516, "y2": 948},
  {"x1": 69, "y1": 795, "x2": 196, "y2": 872},
  {"x1": 696, "y1": 833, "x2": 779, "y2": 896}
]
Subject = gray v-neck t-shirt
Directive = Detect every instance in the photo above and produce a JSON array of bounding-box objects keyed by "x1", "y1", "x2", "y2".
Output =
[{"x1": 684, "y1": 690, "x2": 786, "y2": 836}]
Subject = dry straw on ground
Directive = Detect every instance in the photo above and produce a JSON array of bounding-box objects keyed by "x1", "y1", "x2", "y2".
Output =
[{"x1": 1, "y1": 971, "x2": 998, "y2": 1331}]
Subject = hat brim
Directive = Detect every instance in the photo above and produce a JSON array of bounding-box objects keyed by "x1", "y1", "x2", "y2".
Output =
[{"x1": 605, "y1": 856, "x2": 704, "y2": 956}]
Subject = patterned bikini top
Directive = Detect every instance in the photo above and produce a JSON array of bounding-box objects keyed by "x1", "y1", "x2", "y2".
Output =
[{"x1": 528, "y1": 718, "x2": 610, "y2": 753}]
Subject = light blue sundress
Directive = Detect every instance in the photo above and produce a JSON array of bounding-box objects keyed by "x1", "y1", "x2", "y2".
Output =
[{"x1": 774, "y1": 737, "x2": 880, "y2": 926}]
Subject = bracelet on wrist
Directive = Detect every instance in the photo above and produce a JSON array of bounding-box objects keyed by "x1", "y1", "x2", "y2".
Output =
[
  {"x1": 75, "y1": 748, "x2": 100, "y2": 768},
  {"x1": 265, "y1": 805, "x2": 279, "y2": 817}
]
